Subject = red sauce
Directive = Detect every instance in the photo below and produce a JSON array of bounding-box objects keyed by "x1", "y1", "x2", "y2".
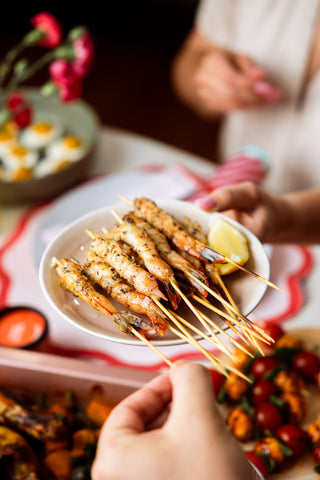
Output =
[{"x1": 0, "y1": 308, "x2": 47, "y2": 348}]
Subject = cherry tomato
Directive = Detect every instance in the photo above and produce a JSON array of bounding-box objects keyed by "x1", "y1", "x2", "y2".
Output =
[
  {"x1": 292, "y1": 350, "x2": 320, "y2": 380},
  {"x1": 208, "y1": 369, "x2": 225, "y2": 397},
  {"x1": 251, "y1": 379, "x2": 277, "y2": 406},
  {"x1": 254, "y1": 401, "x2": 283, "y2": 434},
  {"x1": 245, "y1": 450, "x2": 268, "y2": 478},
  {"x1": 262, "y1": 321, "x2": 285, "y2": 343},
  {"x1": 250, "y1": 356, "x2": 281, "y2": 380},
  {"x1": 312, "y1": 443, "x2": 320, "y2": 464},
  {"x1": 276, "y1": 424, "x2": 309, "y2": 458}
]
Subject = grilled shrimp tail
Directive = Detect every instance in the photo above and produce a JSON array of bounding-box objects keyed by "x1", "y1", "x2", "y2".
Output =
[
  {"x1": 199, "y1": 245, "x2": 226, "y2": 263},
  {"x1": 163, "y1": 281, "x2": 180, "y2": 310}
]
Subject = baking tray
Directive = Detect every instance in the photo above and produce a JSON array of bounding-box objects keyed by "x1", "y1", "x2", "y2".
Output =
[{"x1": 0, "y1": 346, "x2": 157, "y2": 404}]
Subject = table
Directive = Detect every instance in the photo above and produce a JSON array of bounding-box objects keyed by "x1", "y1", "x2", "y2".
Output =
[{"x1": 0, "y1": 125, "x2": 319, "y2": 368}]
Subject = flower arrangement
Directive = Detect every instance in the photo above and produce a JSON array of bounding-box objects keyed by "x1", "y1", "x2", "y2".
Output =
[{"x1": 0, "y1": 11, "x2": 94, "y2": 130}]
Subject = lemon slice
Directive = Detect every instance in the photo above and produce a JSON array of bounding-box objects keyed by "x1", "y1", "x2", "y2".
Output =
[{"x1": 207, "y1": 217, "x2": 249, "y2": 275}]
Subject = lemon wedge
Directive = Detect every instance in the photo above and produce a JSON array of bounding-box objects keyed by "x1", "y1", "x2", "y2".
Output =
[{"x1": 207, "y1": 217, "x2": 249, "y2": 275}]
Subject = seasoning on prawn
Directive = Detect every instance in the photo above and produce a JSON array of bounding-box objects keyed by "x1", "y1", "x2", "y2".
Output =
[
  {"x1": 87, "y1": 233, "x2": 166, "y2": 301},
  {"x1": 84, "y1": 252, "x2": 169, "y2": 335},
  {"x1": 123, "y1": 212, "x2": 209, "y2": 297},
  {"x1": 106, "y1": 216, "x2": 180, "y2": 309},
  {"x1": 53, "y1": 257, "x2": 155, "y2": 337}
]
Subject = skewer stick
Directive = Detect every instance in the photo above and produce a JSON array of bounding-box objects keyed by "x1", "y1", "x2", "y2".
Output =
[
  {"x1": 170, "y1": 279, "x2": 225, "y2": 344},
  {"x1": 193, "y1": 294, "x2": 270, "y2": 346},
  {"x1": 171, "y1": 310, "x2": 234, "y2": 360},
  {"x1": 212, "y1": 268, "x2": 265, "y2": 354},
  {"x1": 128, "y1": 326, "x2": 172, "y2": 366},
  {"x1": 152, "y1": 296, "x2": 225, "y2": 369}
]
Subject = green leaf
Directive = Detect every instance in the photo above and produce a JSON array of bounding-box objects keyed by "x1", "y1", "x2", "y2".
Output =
[
  {"x1": 255, "y1": 451, "x2": 276, "y2": 474},
  {"x1": 217, "y1": 378, "x2": 227, "y2": 403},
  {"x1": 263, "y1": 362, "x2": 286, "y2": 381},
  {"x1": 269, "y1": 394, "x2": 286, "y2": 409},
  {"x1": 240, "y1": 395, "x2": 253, "y2": 418},
  {"x1": 315, "y1": 462, "x2": 320, "y2": 473},
  {"x1": 273, "y1": 347, "x2": 302, "y2": 364},
  {"x1": 23, "y1": 28, "x2": 45, "y2": 46},
  {"x1": 13, "y1": 59, "x2": 29, "y2": 75},
  {"x1": 40, "y1": 81, "x2": 59, "y2": 97},
  {"x1": 68, "y1": 26, "x2": 88, "y2": 41},
  {"x1": 54, "y1": 45, "x2": 76, "y2": 61}
]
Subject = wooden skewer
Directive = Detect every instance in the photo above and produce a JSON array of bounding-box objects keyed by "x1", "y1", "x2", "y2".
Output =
[
  {"x1": 170, "y1": 310, "x2": 234, "y2": 360},
  {"x1": 192, "y1": 294, "x2": 250, "y2": 345},
  {"x1": 128, "y1": 326, "x2": 172, "y2": 367},
  {"x1": 212, "y1": 268, "x2": 265, "y2": 354},
  {"x1": 152, "y1": 296, "x2": 230, "y2": 371},
  {"x1": 193, "y1": 293, "x2": 270, "y2": 347}
]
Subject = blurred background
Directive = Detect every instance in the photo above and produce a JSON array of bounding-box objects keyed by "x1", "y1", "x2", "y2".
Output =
[{"x1": 0, "y1": 1, "x2": 219, "y2": 162}]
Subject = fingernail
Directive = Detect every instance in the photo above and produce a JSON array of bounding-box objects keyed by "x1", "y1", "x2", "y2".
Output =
[
  {"x1": 194, "y1": 195, "x2": 216, "y2": 211},
  {"x1": 253, "y1": 81, "x2": 283, "y2": 101}
]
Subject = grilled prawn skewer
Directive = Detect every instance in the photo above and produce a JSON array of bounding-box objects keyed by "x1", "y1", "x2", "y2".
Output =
[
  {"x1": 84, "y1": 252, "x2": 169, "y2": 335},
  {"x1": 130, "y1": 197, "x2": 279, "y2": 290},
  {"x1": 53, "y1": 258, "x2": 157, "y2": 336},
  {"x1": 87, "y1": 233, "x2": 166, "y2": 301},
  {"x1": 123, "y1": 212, "x2": 209, "y2": 297},
  {"x1": 106, "y1": 216, "x2": 180, "y2": 308}
]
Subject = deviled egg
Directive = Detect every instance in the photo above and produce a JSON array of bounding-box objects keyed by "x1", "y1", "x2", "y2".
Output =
[
  {"x1": 47, "y1": 135, "x2": 87, "y2": 162},
  {"x1": 19, "y1": 120, "x2": 62, "y2": 150}
]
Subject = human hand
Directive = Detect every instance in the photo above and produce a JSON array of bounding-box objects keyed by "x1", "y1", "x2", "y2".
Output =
[
  {"x1": 91, "y1": 361, "x2": 253, "y2": 480},
  {"x1": 194, "y1": 181, "x2": 289, "y2": 243},
  {"x1": 193, "y1": 48, "x2": 283, "y2": 113}
]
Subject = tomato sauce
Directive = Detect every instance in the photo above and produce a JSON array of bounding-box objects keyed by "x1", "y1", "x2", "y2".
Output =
[{"x1": 0, "y1": 307, "x2": 48, "y2": 349}]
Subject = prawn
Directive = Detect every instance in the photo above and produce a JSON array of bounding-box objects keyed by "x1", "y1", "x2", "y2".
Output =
[
  {"x1": 132, "y1": 197, "x2": 233, "y2": 263},
  {"x1": 106, "y1": 218, "x2": 180, "y2": 309},
  {"x1": 53, "y1": 257, "x2": 157, "y2": 337},
  {"x1": 87, "y1": 233, "x2": 166, "y2": 301},
  {"x1": 84, "y1": 252, "x2": 168, "y2": 335},
  {"x1": 124, "y1": 212, "x2": 209, "y2": 297}
]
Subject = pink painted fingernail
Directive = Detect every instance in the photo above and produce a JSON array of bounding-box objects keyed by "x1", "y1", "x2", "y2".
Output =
[
  {"x1": 253, "y1": 81, "x2": 283, "y2": 101},
  {"x1": 194, "y1": 195, "x2": 216, "y2": 211}
]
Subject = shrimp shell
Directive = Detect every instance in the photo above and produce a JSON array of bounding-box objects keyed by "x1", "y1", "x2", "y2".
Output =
[
  {"x1": 84, "y1": 254, "x2": 168, "y2": 335},
  {"x1": 88, "y1": 234, "x2": 166, "y2": 301},
  {"x1": 132, "y1": 197, "x2": 228, "y2": 263}
]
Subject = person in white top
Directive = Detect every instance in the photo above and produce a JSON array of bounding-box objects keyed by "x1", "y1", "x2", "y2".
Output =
[{"x1": 171, "y1": 0, "x2": 320, "y2": 195}]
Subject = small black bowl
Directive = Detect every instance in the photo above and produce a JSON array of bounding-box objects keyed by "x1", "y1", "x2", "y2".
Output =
[{"x1": 0, "y1": 305, "x2": 48, "y2": 349}]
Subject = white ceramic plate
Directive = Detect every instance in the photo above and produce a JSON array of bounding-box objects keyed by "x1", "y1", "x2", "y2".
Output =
[{"x1": 39, "y1": 199, "x2": 270, "y2": 346}]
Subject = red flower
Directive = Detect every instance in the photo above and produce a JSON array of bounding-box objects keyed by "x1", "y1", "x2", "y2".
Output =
[
  {"x1": 49, "y1": 59, "x2": 82, "y2": 103},
  {"x1": 30, "y1": 12, "x2": 62, "y2": 48},
  {"x1": 59, "y1": 79, "x2": 83, "y2": 103},
  {"x1": 6, "y1": 92, "x2": 33, "y2": 128},
  {"x1": 49, "y1": 59, "x2": 78, "y2": 86},
  {"x1": 72, "y1": 32, "x2": 94, "y2": 78}
]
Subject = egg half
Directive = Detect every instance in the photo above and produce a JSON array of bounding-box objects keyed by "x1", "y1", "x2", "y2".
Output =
[
  {"x1": 19, "y1": 120, "x2": 62, "y2": 150},
  {"x1": 47, "y1": 135, "x2": 87, "y2": 161}
]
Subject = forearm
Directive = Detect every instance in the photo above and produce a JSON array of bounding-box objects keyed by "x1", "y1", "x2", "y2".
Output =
[
  {"x1": 171, "y1": 31, "x2": 221, "y2": 120},
  {"x1": 268, "y1": 189, "x2": 320, "y2": 244}
]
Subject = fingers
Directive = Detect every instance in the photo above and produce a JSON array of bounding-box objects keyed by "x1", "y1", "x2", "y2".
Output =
[
  {"x1": 209, "y1": 181, "x2": 263, "y2": 212},
  {"x1": 103, "y1": 371, "x2": 172, "y2": 437}
]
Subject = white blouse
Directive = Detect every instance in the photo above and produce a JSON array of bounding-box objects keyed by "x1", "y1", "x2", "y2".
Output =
[{"x1": 196, "y1": 0, "x2": 320, "y2": 194}]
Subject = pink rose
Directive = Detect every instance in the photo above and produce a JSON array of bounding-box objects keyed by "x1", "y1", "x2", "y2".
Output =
[{"x1": 72, "y1": 32, "x2": 94, "y2": 78}]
